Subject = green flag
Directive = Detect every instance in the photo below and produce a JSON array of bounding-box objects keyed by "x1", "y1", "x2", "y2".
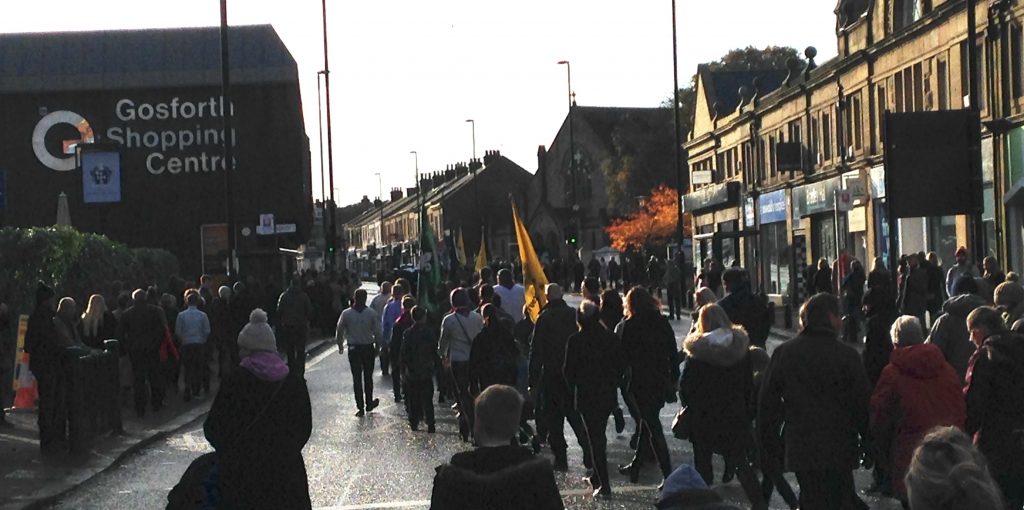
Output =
[{"x1": 417, "y1": 207, "x2": 442, "y2": 313}]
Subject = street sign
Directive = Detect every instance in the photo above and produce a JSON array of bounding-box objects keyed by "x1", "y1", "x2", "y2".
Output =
[
  {"x1": 275, "y1": 223, "x2": 297, "y2": 234},
  {"x1": 692, "y1": 170, "x2": 713, "y2": 185},
  {"x1": 846, "y1": 177, "x2": 867, "y2": 201},
  {"x1": 257, "y1": 213, "x2": 275, "y2": 235}
]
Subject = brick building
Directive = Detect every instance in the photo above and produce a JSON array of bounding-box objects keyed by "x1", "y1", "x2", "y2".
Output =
[{"x1": 684, "y1": 0, "x2": 1022, "y2": 310}]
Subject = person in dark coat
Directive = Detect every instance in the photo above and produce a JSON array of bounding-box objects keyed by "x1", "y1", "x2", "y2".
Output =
[
  {"x1": 718, "y1": 268, "x2": 769, "y2": 348},
  {"x1": 118, "y1": 288, "x2": 168, "y2": 417},
  {"x1": 926, "y1": 275, "x2": 985, "y2": 382},
  {"x1": 23, "y1": 283, "x2": 66, "y2": 452},
  {"x1": 618, "y1": 286, "x2": 676, "y2": 484},
  {"x1": 209, "y1": 286, "x2": 233, "y2": 385},
  {"x1": 400, "y1": 306, "x2": 439, "y2": 432},
  {"x1": 430, "y1": 385, "x2": 563, "y2": 510},
  {"x1": 964, "y1": 305, "x2": 1024, "y2": 508},
  {"x1": 899, "y1": 254, "x2": 929, "y2": 327},
  {"x1": 862, "y1": 289, "x2": 897, "y2": 390},
  {"x1": 680, "y1": 304, "x2": 767, "y2": 509},
  {"x1": 869, "y1": 315, "x2": 966, "y2": 503},
  {"x1": 563, "y1": 301, "x2": 622, "y2": 499},
  {"x1": 275, "y1": 277, "x2": 313, "y2": 376},
  {"x1": 470, "y1": 304, "x2": 519, "y2": 394},
  {"x1": 925, "y1": 252, "x2": 946, "y2": 321},
  {"x1": 757, "y1": 293, "x2": 871, "y2": 510},
  {"x1": 529, "y1": 284, "x2": 589, "y2": 471},
  {"x1": 204, "y1": 308, "x2": 311, "y2": 510},
  {"x1": 982, "y1": 256, "x2": 1007, "y2": 302},
  {"x1": 866, "y1": 257, "x2": 895, "y2": 309},
  {"x1": 842, "y1": 259, "x2": 866, "y2": 343},
  {"x1": 813, "y1": 258, "x2": 833, "y2": 295}
]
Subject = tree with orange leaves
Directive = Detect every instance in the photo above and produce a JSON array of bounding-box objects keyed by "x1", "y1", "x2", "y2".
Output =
[{"x1": 605, "y1": 184, "x2": 691, "y2": 251}]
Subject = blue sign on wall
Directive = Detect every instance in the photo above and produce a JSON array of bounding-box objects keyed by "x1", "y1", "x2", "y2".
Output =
[
  {"x1": 81, "y1": 151, "x2": 122, "y2": 203},
  {"x1": 758, "y1": 189, "x2": 787, "y2": 224}
]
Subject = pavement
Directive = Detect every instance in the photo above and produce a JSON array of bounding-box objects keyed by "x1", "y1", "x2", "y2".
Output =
[
  {"x1": 0, "y1": 335, "x2": 336, "y2": 510},
  {"x1": 0, "y1": 285, "x2": 893, "y2": 510}
]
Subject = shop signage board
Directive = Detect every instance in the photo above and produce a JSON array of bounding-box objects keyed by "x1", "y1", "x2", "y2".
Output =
[
  {"x1": 792, "y1": 176, "x2": 841, "y2": 218},
  {"x1": 758, "y1": 190, "x2": 787, "y2": 224},
  {"x1": 257, "y1": 213, "x2": 275, "y2": 235}
]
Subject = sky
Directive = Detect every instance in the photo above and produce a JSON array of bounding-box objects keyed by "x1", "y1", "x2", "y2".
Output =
[{"x1": 1, "y1": 1, "x2": 839, "y2": 205}]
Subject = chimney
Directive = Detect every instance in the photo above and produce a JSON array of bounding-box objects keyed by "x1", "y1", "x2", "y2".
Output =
[
  {"x1": 468, "y1": 158, "x2": 483, "y2": 173},
  {"x1": 390, "y1": 187, "x2": 403, "y2": 201},
  {"x1": 406, "y1": 187, "x2": 418, "y2": 197},
  {"x1": 483, "y1": 149, "x2": 501, "y2": 166}
]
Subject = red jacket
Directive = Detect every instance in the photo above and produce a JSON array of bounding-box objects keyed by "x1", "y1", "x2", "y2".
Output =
[{"x1": 870, "y1": 343, "x2": 966, "y2": 496}]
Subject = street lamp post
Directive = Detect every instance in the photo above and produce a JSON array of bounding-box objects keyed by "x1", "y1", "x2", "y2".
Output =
[
  {"x1": 465, "y1": 119, "x2": 476, "y2": 160},
  {"x1": 316, "y1": 71, "x2": 328, "y2": 245},
  {"x1": 670, "y1": 0, "x2": 687, "y2": 247},
  {"x1": 375, "y1": 171, "x2": 384, "y2": 246},
  {"x1": 557, "y1": 60, "x2": 582, "y2": 254},
  {"x1": 321, "y1": 0, "x2": 338, "y2": 271},
  {"x1": 410, "y1": 151, "x2": 420, "y2": 257},
  {"x1": 219, "y1": 0, "x2": 236, "y2": 277}
]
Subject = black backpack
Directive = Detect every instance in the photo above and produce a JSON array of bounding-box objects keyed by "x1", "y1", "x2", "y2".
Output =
[{"x1": 744, "y1": 292, "x2": 772, "y2": 347}]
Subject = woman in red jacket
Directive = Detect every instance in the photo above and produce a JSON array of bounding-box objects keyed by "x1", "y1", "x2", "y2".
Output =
[{"x1": 870, "y1": 315, "x2": 966, "y2": 502}]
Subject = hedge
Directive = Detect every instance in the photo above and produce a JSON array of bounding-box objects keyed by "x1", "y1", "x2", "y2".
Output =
[{"x1": 0, "y1": 226, "x2": 179, "y2": 316}]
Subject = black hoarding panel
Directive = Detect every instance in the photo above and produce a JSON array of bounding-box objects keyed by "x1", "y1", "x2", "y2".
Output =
[{"x1": 883, "y1": 110, "x2": 982, "y2": 218}]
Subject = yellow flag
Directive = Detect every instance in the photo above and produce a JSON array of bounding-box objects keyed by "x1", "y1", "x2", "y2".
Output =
[
  {"x1": 475, "y1": 227, "x2": 488, "y2": 274},
  {"x1": 511, "y1": 199, "x2": 549, "y2": 322},
  {"x1": 456, "y1": 227, "x2": 467, "y2": 266}
]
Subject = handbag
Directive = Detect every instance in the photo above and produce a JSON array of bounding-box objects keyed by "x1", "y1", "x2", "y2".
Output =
[{"x1": 671, "y1": 406, "x2": 691, "y2": 440}]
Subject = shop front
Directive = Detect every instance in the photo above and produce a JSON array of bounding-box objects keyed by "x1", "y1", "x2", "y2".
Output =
[
  {"x1": 1006, "y1": 127, "x2": 1024, "y2": 272},
  {"x1": 684, "y1": 181, "x2": 748, "y2": 268}
]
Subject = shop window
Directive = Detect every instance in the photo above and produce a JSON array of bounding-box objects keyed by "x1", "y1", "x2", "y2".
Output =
[{"x1": 763, "y1": 222, "x2": 791, "y2": 295}]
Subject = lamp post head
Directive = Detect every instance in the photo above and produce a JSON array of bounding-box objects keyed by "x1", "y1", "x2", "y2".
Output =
[
  {"x1": 465, "y1": 119, "x2": 473, "y2": 123},
  {"x1": 557, "y1": 60, "x2": 569, "y2": 65}
]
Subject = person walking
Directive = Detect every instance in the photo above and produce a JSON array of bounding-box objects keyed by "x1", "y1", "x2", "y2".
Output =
[
  {"x1": 758, "y1": 293, "x2": 871, "y2": 510},
  {"x1": 118, "y1": 288, "x2": 169, "y2": 417},
  {"x1": 813, "y1": 258, "x2": 834, "y2": 295},
  {"x1": 608, "y1": 258, "x2": 621, "y2": 290},
  {"x1": 926, "y1": 275, "x2": 985, "y2": 382},
  {"x1": 469, "y1": 304, "x2": 519, "y2": 395},
  {"x1": 904, "y1": 426, "x2": 1006, "y2": 510},
  {"x1": 24, "y1": 284, "x2": 64, "y2": 452},
  {"x1": 440, "y1": 288, "x2": 483, "y2": 441},
  {"x1": 493, "y1": 269, "x2": 526, "y2": 324},
  {"x1": 899, "y1": 254, "x2": 930, "y2": 327},
  {"x1": 529, "y1": 283, "x2": 589, "y2": 470},
  {"x1": 276, "y1": 277, "x2": 313, "y2": 376},
  {"x1": 563, "y1": 301, "x2": 621, "y2": 499},
  {"x1": 679, "y1": 304, "x2": 768, "y2": 509},
  {"x1": 982, "y1": 256, "x2": 1007, "y2": 300},
  {"x1": 175, "y1": 290, "x2": 211, "y2": 401},
  {"x1": 209, "y1": 286, "x2": 233, "y2": 386},
  {"x1": 400, "y1": 306, "x2": 439, "y2": 432},
  {"x1": 946, "y1": 247, "x2": 979, "y2": 297},
  {"x1": 79, "y1": 294, "x2": 117, "y2": 349},
  {"x1": 204, "y1": 308, "x2": 312, "y2": 509},
  {"x1": 867, "y1": 257, "x2": 895, "y2": 308},
  {"x1": 964, "y1": 305, "x2": 1024, "y2": 507},
  {"x1": 389, "y1": 296, "x2": 416, "y2": 403},
  {"x1": 870, "y1": 316, "x2": 966, "y2": 504},
  {"x1": 925, "y1": 252, "x2": 946, "y2": 323},
  {"x1": 663, "y1": 253, "x2": 684, "y2": 321},
  {"x1": 842, "y1": 259, "x2": 866, "y2": 343},
  {"x1": 380, "y1": 284, "x2": 407, "y2": 377},
  {"x1": 335, "y1": 289, "x2": 381, "y2": 417},
  {"x1": 718, "y1": 268, "x2": 770, "y2": 348},
  {"x1": 618, "y1": 287, "x2": 676, "y2": 485}
]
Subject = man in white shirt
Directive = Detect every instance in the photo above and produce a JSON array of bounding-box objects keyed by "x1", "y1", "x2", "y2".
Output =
[
  {"x1": 336, "y1": 289, "x2": 382, "y2": 417},
  {"x1": 492, "y1": 269, "x2": 526, "y2": 324},
  {"x1": 439, "y1": 288, "x2": 484, "y2": 441}
]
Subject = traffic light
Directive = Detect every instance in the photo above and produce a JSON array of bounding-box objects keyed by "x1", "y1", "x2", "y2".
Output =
[{"x1": 565, "y1": 229, "x2": 578, "y2": 246}]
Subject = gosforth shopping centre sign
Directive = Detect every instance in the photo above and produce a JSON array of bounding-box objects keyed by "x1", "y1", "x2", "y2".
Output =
[{"x1": 32, "y1": 96, "x2": 238, "y2": 176}]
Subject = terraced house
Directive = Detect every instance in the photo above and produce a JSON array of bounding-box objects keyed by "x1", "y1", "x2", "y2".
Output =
[{"x1": 684, "y1": 0, "x2": 1024, "y2": 315}]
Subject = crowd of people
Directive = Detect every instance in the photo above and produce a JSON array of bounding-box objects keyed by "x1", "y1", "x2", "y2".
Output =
[
  {"x1": 11, "y1": 244, "x2": 1024, "y2": 510},
  {"x1": 10, "y1": 269, "x2": 360, "y2": 454}
]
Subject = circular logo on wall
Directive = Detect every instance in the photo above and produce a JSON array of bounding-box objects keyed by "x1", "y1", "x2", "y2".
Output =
[{"x1": 32, "y1": 111, "x2": 95, "y2": 172}]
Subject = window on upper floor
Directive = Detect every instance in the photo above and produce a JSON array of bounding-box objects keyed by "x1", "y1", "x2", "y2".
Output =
[
  {"x1": 852, "y1": 94, "x2": 863, "y2": 151},
  {"x1": 937, "y1": 57, "x2": 949, "y2": 109},
  {"x1": 894, "y1": 0, "x2": 929, "y2": 32},
  {"x1": 822, "y1": 111, "x2": 833, "y2": 162},
  {"x1": 1012, "y1": 25, "x2": 1023, "y2": 99}
]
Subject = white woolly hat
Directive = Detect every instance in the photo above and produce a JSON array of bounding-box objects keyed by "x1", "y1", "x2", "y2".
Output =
[{"x1": 237, "y1": 308, "x2": 277, "y2": 355}]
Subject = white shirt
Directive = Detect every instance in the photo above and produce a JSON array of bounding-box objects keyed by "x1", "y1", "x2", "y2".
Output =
[
  {"x1": 493, "y1": 283, "x2": 526, "y2": 323},
  {"x1": 336, "y1": 306, "x2": 381, "y2": 350},
  {"x1": 370, "y1": 292, "x2": 390, "y2": 316},
  {"x1": 439, "y1": 311, "x2": 483, "y2": 362}
]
